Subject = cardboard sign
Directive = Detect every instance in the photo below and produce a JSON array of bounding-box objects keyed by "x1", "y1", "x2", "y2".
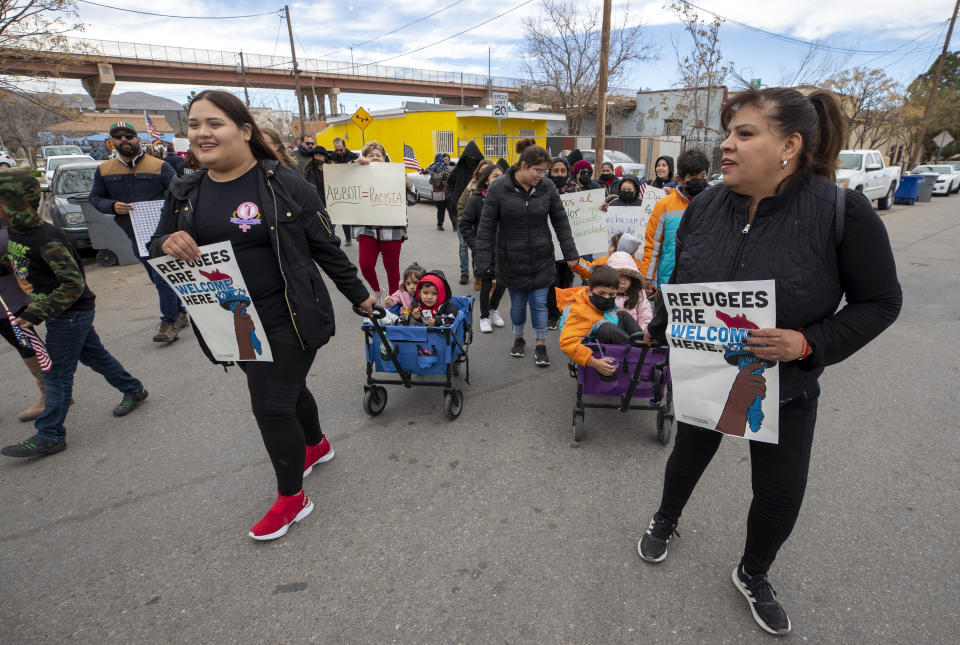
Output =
[
  {"x1": 604, "y1": 185, "x2": 665, "y2": 239},
  {"x1": 661, "y1": 280, "x2": 779, "y2": 443},
  {"x1": 148, "y1": 241, "x2": 273, "y2": 362},
  {"x1": 324, "y1": 163, "x2": 409, "y2": 227},
  {"x1": 552, "y1": 188, "x2": 607, "y2": 258},
  {"x1": 130, "y1": 200, "x2": 164, "y2": 258}
]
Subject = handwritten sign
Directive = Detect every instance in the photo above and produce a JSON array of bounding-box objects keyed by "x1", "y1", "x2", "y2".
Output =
[
  {"x1": 552, "y1": 188, "x2": 607, "y2": 258},
  {"x1": 323, "y1": 163, "x2": 408, "y2": 227},
  {"x1": 148, "y1": 241, "x2": 273, "y2": 362},
  {"x1": 605, "y1": 185, "x2": 665, "y2": 239},
  {"x1": 130, "y1": 200, "x2": 164, "y2": 258},
  {"x1": 662, "y1": 280, "x2": 778, "y2": 443}
]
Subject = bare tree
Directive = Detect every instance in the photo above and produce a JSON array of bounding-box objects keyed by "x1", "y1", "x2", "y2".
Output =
[
  {"x1": 522, "y1": 0, "x2": 657, "y2": 134},
  {"x1": 824, "y1": 67, "x2": 904, "y2": 150},
  {"x1": 667, "y1": 0, "x2": 733, "y2": 139},
  {"x1": 0, "y1": 89, "x2": 74, "y2": 161},
  {"x1": 0, "y1": 0, "x2": 86, "y2": 90},
  {"x1": 777, "y1": 43, "x2": 843, "y2": 88}
]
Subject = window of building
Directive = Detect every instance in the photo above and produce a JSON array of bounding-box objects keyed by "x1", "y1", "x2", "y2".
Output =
[
  {"x1": 664, "y1": 119, "x2": 682, "y2": 136},
  {"x1": 433, "y1": 130, "x2": 454, "y2": 155},
  {"x1": 483, "y1": 134, "x2": 508, "y2": 158},
  {"x1": 518, "y1": 128, "x2": 536, "y2": 139}
]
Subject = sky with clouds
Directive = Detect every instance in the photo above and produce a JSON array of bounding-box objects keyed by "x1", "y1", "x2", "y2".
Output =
[{"x1": 33, "y1": 0, "x2": 960, "y2": 116}]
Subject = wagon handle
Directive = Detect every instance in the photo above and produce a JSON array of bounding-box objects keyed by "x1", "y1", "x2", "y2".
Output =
[
  {"x1": 354, "y1": 304, "x2": 387, "y2": 319},
  {"x1": 628, "y1": 331, "x2": 649, "y2": 348}
]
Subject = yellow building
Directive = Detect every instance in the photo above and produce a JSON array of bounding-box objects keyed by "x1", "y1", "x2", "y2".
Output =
[{"x1": 315, "y1": 102, "x2": 566, "y2": 166}]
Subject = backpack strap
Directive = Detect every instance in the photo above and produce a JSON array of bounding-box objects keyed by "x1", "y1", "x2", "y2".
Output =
[{"x1": 834, "y1": 185, "x2": 846, "y2": 250}]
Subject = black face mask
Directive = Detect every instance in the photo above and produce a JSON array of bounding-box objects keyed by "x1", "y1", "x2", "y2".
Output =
[
  {"x1": 589, "y1": 293, "x2": 616, "y2": 312},
  {"x1": 683, "y1": 178, "x2": 709, "y2": 197},
  {"x1": 599, "y1": 172, "x2": 614, "y2": 181},
  {"x1": 551, "y1": 174, "x2": 568, "y2": 188},
  {"x1": 578, "y1": 169, "x2": 592, "y2": 183},
  {"x1": 619, "y1": 190, "x2": 637, "y2": 203}
]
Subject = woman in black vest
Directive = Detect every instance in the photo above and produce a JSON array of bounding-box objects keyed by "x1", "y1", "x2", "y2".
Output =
[
  {"x1": 639, "y1": 87, "x2": 902, "y2": 635},
  {"x1": 151, "y1": 90, "x2": 375, "y2": 542}
]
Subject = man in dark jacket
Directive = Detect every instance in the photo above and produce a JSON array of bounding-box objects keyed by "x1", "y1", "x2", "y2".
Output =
[
  {"x1": 163, "y1": 143, "x2": 186, "y2": 176},
  {"x1": 89, "y1": 121, "x2": 186, "y2": 343},
  {"x1": 329, "y1": 137, "x2": 359, "y2": 164},
  {"x1": 293, "y1": 136, "x2": 314, "y2": 171},
  {"x1": 445, "y1": 141, "x2": 484, "y2": 283},
  {"x1": 1, "y1": 169, "x2": 147, "y2": 458}
]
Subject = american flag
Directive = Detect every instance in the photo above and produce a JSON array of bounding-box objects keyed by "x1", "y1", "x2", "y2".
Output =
[
  {"x1": 0, "y1": 297, "x2": 52, "y2": 373},
  {"x1": 144, "y1": 110, "x2": 161, "y2": 140},
  {"x1": 402, "y1": 144, "x2": 420, "y2": 172}
]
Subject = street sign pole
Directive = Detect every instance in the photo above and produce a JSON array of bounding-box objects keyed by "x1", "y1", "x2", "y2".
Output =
[{"x1": 492, "y1": 91, "x2": 509, "y2": 159}]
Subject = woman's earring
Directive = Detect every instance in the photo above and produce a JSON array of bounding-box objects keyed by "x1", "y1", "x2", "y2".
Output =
[{"x1": 781, "y1": 159, "x2": 788, "y2": 169}]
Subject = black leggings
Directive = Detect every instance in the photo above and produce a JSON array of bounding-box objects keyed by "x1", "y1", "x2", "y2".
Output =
[
  {"x1": 655, "y1": 399, "x2": 818, "y2": 575},
  {"x1": 479, "y1": 277, "x2": 505, "y2": 318},
  {"x1": 0, "y1": 314, "x2": 35, "y2": 358},
  {"x1": 595, "y1": 311, "x2": 643, "y2": 344},
  {"x1": 546, "y1": 261, "x2": 575, "y2": 318},
  {"x1": 238, "y1": 342, "x2": 324, "y2": 496},
  {"x1": 436, "y1": 200, "x2": 455, "y2": 228}
]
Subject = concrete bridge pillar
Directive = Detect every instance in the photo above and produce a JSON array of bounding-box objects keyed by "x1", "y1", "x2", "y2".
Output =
[
  {"x1": 306, "y1": 92, "x2": 317, "y2": 120},
  {"x1": 81, "y1": 63, "x2": 116, "y2": 111},
  {"x1": 328, "y1": 88, "x2": 340, "y2": 116}
]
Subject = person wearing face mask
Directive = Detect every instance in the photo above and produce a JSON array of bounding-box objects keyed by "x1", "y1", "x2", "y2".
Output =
[
  {"x1": 544, "y1": 157, "x2": 580, "y2": 327},
  {"x1": 607, "y1": 175, "x2": 645, "y2": 207},
  {"x1": 598, "y1": 161, "x2": 621, "y2": 196},
  {"x1": 638, "y1": 149, "x2": 711, "y2": 290},
  {"x1": 571, "y1": 160, "x2": 603, "y2": 191}
]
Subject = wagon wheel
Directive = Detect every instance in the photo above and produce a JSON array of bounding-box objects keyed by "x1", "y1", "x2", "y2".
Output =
[
  {"x1": 362, "y1": 386, "x2": 388, "y2": 416},
  {"x1": 443, "y1": 390, "x2": 464, "y2": 420},
  {"x1": 656, "y1": 384, "x2": 674, "y2": 445},
  {"x1": 573, "y1": 411, "x2": 585, "y2": 442}
]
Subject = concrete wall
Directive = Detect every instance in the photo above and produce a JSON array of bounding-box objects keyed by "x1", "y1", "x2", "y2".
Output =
[{"x1": 577, "y1": 88, "x2": 727, "y2": 138}]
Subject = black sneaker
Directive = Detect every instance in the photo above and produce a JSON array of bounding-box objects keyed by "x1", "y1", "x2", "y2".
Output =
[
  {"x1": 637, "y1": 513, "x2": 678, "y2": 563},
  {"x1": 1, "y1": 435, "x2": 67, "y2": 458},
  {"x1": 459, "y1": 274, "x2": 469, "y2": 285},
  {"x1": 547, "y1": 316, "x2": 560, "y2": 330},
  {"x1": 113, "y1": 388, "x2": 148, "y2": 417},
  {"x1": 732, "y1": 566, "x2": 792, "y2": 636},
  {"x1": 534, "y1": 344, "x2": 550, "y2": 367},
  {"x1": 510, "y1": 337, "x2": 526, "y2": 357}
]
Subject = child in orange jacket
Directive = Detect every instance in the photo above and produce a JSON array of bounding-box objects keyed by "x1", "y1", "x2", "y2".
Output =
[{"x1": 558, "y1": 265, "x2": 646, "y2": 378}]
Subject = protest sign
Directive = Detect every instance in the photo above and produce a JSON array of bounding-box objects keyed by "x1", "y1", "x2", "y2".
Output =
[
  {"x1": 130, "y1": 200, "x2": 163, "y2": 258},
  {"x1": 324, "y1": 163, "x2": 408, "y2": 227},
  {"x1": 552, "y1": 188, "x2": 607, "y2": 258},
  {"x1": 661, "y1": 280, "x2": 779, "y2": 443},
  {"x1": 604, "y1": 185, "x2": 665, "y2": 239},
  {"x1": 148, "y1": 241, "x2": 273, "y2": 362}
]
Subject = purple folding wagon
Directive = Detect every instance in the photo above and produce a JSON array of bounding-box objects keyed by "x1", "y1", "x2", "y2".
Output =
[{"x1": 568, "y1": 339, "x2": 674, "y2": 444}]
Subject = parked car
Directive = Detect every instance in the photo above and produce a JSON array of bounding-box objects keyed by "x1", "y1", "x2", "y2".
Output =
[
  {"x1": 42, "y1": 145, "x2": 84, "y2": 158},
  {"x1": 562, "y1": 149, "x2": 646, "y2": 179},
  {"x1": 909, "y1": 164, "x2": 960, "y2": 195},
  {"x1": 43, "y1": 154, "x2": 94, "y2": 184},
  {"x1": 836, "y1": 149, "x2": 901, "y2": 210},
  {"x1": 945, "y1": 160, "x2": 960, "y2": 174},
  {"x1": 0, "y1": 150, "x2": 16, "y2": 168},
  {"x1": 407, "y1": 158, "x2": 457, "y2": 203},
  {"x1": 39, "y1": 161, "x2": 99, "y2": 251}
]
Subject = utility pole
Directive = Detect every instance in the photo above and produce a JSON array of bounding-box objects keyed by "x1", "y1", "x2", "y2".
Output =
[
  {"x1": 909, "y1": 0, "x2": 959, "y2": 167},
  {"x1": 239, "y1": 51, "x2": 250, "y2": 107},
  {"x1": 285, "y1": 4, "x2": 306, "y2": 138},
  {"x1": 593, "y1": 0, "x2": 612, "y2": 179}
]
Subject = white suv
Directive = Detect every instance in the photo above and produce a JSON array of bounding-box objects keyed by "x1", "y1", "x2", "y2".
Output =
[{"x1": 0, "y1": 151, "x2": 16, "y2": 168}]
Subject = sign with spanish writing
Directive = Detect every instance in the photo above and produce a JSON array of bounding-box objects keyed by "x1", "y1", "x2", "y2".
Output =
[
  {"x1": 148, "y1": 241, "x2": 273, "y2": 362},
  {"x1": 323, "y1": 162, "x2": 409, "y2": 227},
  {"x1": 552, "y1": 188, "x2": 606, "y2": 259},
  {"x1": 661, "y1": 280, "x2": 779, "y2": 443},
  {"x1": 604, "y1": 185, "x2": 665, "y2": 239}
]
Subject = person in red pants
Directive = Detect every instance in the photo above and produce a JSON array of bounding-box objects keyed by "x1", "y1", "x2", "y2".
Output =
[{"x1": 353, "y1": 141, "x2": 418, "y2": 298}]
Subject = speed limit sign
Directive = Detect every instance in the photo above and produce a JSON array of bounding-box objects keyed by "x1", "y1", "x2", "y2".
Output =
[{"x1": 492, "y1": 92, "x2": 509, "y2": 119}]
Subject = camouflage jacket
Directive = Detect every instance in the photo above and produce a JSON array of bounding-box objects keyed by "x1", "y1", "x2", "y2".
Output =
[{"x1": 0, "y1": 169, "x2": 95, "y2": 324}]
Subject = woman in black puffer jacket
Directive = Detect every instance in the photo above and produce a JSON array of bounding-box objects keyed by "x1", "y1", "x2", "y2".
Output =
[
  {"x1": 475, "y1": 138, "x2": 579, "y2": 367},
  {"x1": 637, "y1": 87, "x2": 902, "y2": 636}
]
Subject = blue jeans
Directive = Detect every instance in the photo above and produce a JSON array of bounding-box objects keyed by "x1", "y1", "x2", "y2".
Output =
[
  {"x1": 35, "y1": 309, "x2": 142, "y2": 442},
  {"x1": 508, "y1": 287, "x2": 549, "y2": 341},
  {"x1": 456, "y1": 226, "x2": 470, "y2": 277},
  {"x1": 133, "y1": 239, "x2": 183, "y2": 324}
]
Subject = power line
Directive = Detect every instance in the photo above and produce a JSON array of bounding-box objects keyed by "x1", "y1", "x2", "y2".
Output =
[
  {"x1": 75, "y1": 0, "x2": 281, "y2": 20},
  {"x1": 675, "y1": 0, "x2": 944, "y2": 55},
  {"x1": 318, "y1": 0, "x2": 468, "y2": 58},
  {"x1": 346, "y1": 0, "x2": 535, "y2": 70},
  {"x1": 858, "y1": 21, "x2": 949, "y2": 68}
]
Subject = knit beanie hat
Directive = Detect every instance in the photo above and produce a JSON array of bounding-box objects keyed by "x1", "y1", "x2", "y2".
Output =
[
  {"x1": 572, "y1": 160, "x2": 593, "y2": 176},
  {"x1": 605, "y1": 251, "x2": 642, "y2": 279},
  {"x1": 616, "y1": 232, "x2": 642, "y2": 256}
]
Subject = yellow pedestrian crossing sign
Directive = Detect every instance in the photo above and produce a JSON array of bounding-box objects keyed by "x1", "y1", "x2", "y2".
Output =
[{"x1": 351, "y1": 107, "x2": 373, "y2": 131}]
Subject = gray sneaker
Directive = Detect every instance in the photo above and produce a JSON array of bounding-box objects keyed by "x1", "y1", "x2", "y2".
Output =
[
  {"x1": 174, "y1": 312, "x2": 191, "y2": 331},
  {"x1": 152, "y1": 320, "x2": 179, "y2": 343}
]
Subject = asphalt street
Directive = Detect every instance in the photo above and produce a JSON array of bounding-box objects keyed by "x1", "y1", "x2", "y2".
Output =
[{"x1": 1, "y1": 192, "x2": 957, "y2": 644}]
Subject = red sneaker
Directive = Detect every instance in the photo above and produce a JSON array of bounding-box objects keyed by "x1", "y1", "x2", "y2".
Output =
[
  {"x1": 248, "y1": 491, "x2": 314, "y2": 541},
  {"x1": 303, "y1": 436, "x2": 335, "y2": 476}
]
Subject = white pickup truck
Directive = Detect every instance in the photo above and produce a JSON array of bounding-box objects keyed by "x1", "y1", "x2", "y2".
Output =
[{"x1": 836, "y1": 149, "x2": 901, "y2": 210}]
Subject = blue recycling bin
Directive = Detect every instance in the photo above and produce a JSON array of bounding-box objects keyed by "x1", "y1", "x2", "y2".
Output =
[{"x1": 894, "y1": 174, "x2": 922, "y2": 205}]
